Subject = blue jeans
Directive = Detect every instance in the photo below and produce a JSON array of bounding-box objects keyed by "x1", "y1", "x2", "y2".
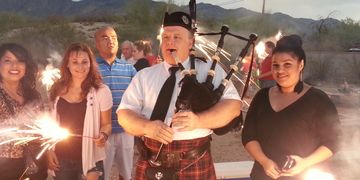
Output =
[{"x1": 54, "y1": 159, "x2": 104, "y2": 180}]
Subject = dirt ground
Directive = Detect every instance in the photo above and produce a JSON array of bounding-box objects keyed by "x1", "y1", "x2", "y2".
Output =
[{"x1": 211, "y1": 131, "x2": 252, "y2": 162}]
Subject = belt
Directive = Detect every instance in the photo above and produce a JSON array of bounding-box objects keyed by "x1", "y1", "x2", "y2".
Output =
[
  {"x1": 140, "y1": 141, "x2": 210, "y2": 168},
  {"x1": 159, "y1": 141, "x2": 210, "y2": 160}
]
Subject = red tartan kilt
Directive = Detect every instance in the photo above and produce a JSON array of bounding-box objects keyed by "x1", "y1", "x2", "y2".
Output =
[{"x1": 134, "y1": 136, "x2": 216, "y2": 180}]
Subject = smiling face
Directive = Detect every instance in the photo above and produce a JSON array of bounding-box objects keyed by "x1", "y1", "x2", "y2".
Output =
[
  {"x1": 0, "y1": 50, "x2": 26, "y2": 84},
  {"x1": 272, "y1": 52, "x2": 304, "y2": 91},
  {"x1": 161, "y1": 26, "x2": 193, "y2": 65},
  {"x1": 67, "y1": 50, "x2": 90, "y2": 82}
]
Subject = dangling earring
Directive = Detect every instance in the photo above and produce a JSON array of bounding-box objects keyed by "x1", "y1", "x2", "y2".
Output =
[
  {"x1": 294, "y1": 71, "x2": 303, "y2": 94},
  {"x1": 276, "y1": 83, "x2": 282, "y2": 93}
]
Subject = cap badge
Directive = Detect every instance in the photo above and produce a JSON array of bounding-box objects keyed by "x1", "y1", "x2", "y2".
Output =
[{"x1": 182, "y1": 15, "x2": 189, "y2": 25}]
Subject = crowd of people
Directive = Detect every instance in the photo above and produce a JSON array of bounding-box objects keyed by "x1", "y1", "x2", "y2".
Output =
[{"x1": 0, "y1": 10, "x2": 340, "y2": 180}]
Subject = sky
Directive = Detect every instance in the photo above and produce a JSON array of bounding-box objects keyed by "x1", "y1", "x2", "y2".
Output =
[{"x1": 154, "y1": 0, "x2": 360, "y2": 21}]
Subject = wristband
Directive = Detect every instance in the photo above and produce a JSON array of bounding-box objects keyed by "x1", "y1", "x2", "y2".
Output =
[{"x1": 100, "y1": 132, "x2": 109, "y2": 141}]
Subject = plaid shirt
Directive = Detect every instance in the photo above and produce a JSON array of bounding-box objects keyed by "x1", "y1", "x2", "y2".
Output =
[{"x1": 96, "y1": 57, "x2": 136, "y2": 133}]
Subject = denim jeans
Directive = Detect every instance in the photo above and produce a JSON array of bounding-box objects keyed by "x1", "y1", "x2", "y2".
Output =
[{"x1": 54, "y1": 159, "x2": 104, "y2": 180}]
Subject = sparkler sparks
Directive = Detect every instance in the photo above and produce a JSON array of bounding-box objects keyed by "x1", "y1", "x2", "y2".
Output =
[
  {"x1": 275, "y1": 30, "x2": 283, "y2": 41},
  {"x1": 0, "y1": 114, "x2": 96, "y2": 160},
  {"x1": 40, "y1": 64, "x2": 60, "y2": 90},
  {"x1": 0, "y1": 115, "x2": 69, "y2": 159},
  {"x1": 304, "y1": 169, "x2": 335, "y2": 180},
  {"x1": 255, "y1": 41, "x2": 268, "y2": 59},
  {"x1": 194, "y1": 31, "x2": 260, "y2": 106},
  {"x1": 255, "y1": 30, "x2": 283, "y2": 60},
  {"x1": 195, "y1": 36, "x2": 232, "y2": 61}
]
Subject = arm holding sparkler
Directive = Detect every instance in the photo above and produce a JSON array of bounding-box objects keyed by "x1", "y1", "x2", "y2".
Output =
[
  {"x1": 281, "y1": 89, "x2": 340, "y2": 177},
  {"x1": 47, "y1": 149, "x2": 60, "y2": 171},
  {"x1": 281, "y1": 146, "x2": 333, "y2": 176},
  {"x1": 95, "y1": 108, "x2": 111, "y2": 147}
]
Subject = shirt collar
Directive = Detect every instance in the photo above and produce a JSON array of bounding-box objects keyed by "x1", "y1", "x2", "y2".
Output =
[
  {"x1": 163, "y1": 57, "x2": 191, "y2": 71},
  {"x1": 96, "y1": 57, "x2": 122, "y2": 64}
]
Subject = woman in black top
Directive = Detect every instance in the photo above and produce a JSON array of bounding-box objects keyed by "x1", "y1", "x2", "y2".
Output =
[
  {"x1": 132, "y1": 40, "x2": 150, "y2": 71},
  {"x1": 242, "y1": 35, "x2": 340, "y2": 179}
]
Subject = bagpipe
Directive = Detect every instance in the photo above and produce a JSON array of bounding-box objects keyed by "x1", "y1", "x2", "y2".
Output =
[{"x1": 173, "y1": 0, "x2": 258, "y2": 135}]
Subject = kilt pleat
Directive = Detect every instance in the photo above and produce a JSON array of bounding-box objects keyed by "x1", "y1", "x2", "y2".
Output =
[{"x1": 134, "y1": 136, "x2": 216, "y2": 180}]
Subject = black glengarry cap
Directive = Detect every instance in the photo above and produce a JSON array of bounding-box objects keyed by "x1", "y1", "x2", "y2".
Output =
[{"x1": 163, "y1": 11, "x2": 192, "y2": 31}]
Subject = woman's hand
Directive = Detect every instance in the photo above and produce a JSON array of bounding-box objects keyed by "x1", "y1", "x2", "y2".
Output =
[
  {"x1": 94, "y1": 132, "x2": 108, "y2": 147},
  {"x1": 260, "y1": 158, "x2": 281, "y2": 179},
  {"x1": 281, "y1": 155, "x2": 309, "y2": 177},
  {"x1": 47, "y1": 150, "x2": 60, "y2": 171}
]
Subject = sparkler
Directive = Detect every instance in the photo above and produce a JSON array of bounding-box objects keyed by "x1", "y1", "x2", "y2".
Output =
[
  {"x1": 0, "y1": 115, "x2": 95, "y2": 160},
  {"x1": 275, "y1": 30, "x2": 283, "y2": 41},
  {"x1": 40, "y1": 64, "x2": 61, "y2": 90},
  {"x1": 304, "y1": 168, "x2": 335, "y2": 180},
  {"x1": 255, "y1": 41, "x2": 268, "y2": 59},
  {"x1": 0, "y1": 116, "x2": 69, "y2": 159},
  {"x1": 255, "y1": 30, "x2": 283, "y2": 60}
]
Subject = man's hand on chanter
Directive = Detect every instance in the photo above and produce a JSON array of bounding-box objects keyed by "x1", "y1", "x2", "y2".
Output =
[{"x1": 144, "y1": 120, "x2": 174, "y2": 144}]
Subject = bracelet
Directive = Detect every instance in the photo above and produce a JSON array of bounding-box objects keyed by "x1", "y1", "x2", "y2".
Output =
[{"x1": 100, "y1": 132, "x2": 109, "y2": 141}]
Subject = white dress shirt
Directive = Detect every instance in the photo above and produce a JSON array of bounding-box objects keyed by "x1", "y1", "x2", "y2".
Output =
[{"x1": 118, "y1": 57, "x2": 240, "y2": 140}]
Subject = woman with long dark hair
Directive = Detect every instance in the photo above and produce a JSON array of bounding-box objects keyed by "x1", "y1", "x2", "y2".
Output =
[
  {"x1": 0, "y1": 43, "x2": 47, "y2": 179},
  {"x1": 242, "y1": 35, "x2": 340, "y2": 179},
  {"x1": 48, "y1": 43, "x2": 112, "y2": 180}
]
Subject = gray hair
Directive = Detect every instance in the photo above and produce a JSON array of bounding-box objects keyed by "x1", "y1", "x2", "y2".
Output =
[{"x1": 121, "y1": 40, "x2": 134, "y2": 49}]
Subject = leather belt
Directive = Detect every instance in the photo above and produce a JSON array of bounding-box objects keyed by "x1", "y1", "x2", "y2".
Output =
[
  {"x1": 140, "y1": 141, "x2": 210, "y2": 168},
  {"x1": 159, "y1": 141, "x2": 210, "y2": 160}
]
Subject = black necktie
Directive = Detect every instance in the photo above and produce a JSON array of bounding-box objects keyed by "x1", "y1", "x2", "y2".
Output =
[{"x1": 150, "y1": 67, "x2": 180, "y2": 121}]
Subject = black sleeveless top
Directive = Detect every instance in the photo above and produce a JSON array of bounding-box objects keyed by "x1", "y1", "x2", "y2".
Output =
[{"x1": 55, "y1": 97, "x2": 86, "y2": 161}]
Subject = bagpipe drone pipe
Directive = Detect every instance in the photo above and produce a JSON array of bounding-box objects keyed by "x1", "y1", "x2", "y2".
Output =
[{"x1": 173, "y1": 0, "x2": 258, "y2": 135}]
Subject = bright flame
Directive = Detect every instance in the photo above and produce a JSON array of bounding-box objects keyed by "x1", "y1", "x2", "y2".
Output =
[
  {"x1": 34, "y1": 117, "x2": 70, "y2": 141},
  {"x1": 0, "y1": 115, "x2": 70, "y2": 159},
  {"x1": 255, "y1": 41, "x2": 268, "y2": 60},
  {"x1": 304, "y1": 169, "x2": 335, "y2": 180},
  {"x1": 275, "y1": 30, "x2": 283, "y2": 41},
  {"x1": 255, "y1": 30, "x2": 283, "y2": 60},
  {"x1": 40, "y1": 64, "x2": 60, "y2": 90},
  {"x1": 157, "y1": 26, "x2": 164, "y2": 42}
]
